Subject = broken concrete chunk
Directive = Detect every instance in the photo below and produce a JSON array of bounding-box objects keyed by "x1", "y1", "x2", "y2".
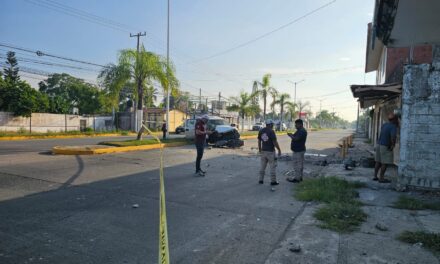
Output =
[
  {"x1": 132, "y1": 204, "x2": 139, "y2": 208},
  {"x1": 289, "y1": 245, "x2": 301, "y2": 253},
  {"x1": 375, "y1": 222, "x2": 388, "y2": 231}
]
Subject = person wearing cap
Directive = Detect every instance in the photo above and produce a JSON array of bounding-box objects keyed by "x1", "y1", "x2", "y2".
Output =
[
  {"x1": 258, "y1": 119, "x2": 282, "y2": 185},
  {"x1": 195, "y1": 115, "x2": 212, "y2": 176},
  {"x1": 287, "y1": 119, "x2": 308, "y2": 183},
  {"x1": 373, "y1": 113, "x2": 398, "y2": 183}
]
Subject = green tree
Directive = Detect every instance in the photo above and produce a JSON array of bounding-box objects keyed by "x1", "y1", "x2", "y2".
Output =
[
  {"x1": 99, "y1": 46, "x2": 179, "y2": 139},
  {"x1": 254, "y1": 73, "x2": 276, "y2": 120},
  {"x1": 2, "y1": 80, "x2": 48, "y2": 116},
  {"x1": 3, "y1": 51, "x2": 20, "y2": 83},
  {"x1": 39, "y1": 73, "x2": 102, "y2": 115},
  {"x1": 227, "y1": 91, "x2": 260, "y2": 131},
  {"x1": 271, "y1": 93, "x2": 295, "y2": 124}
]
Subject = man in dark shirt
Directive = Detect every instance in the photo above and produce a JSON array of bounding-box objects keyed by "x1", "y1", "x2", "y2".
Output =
[
  {"x1": 161, "y1": 122, "x2": 167, "y2": 140},
  {"x1": 195, "y1": 115, "x2": 211, "y2": 176},
  {"x1": 258, "y1": 119, "x2": 282, "y2": 185},
  {"x1": 287, "y1": 119, "x2": 308, "y2": 183},
  {"x1": 374, "y1": 113, "x2": 398, "y2": 183}
]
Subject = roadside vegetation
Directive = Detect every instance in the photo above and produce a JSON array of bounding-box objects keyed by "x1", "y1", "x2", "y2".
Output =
[
  {"x1": 295, "y1": 177, "x2": 367, "y2": 233},
  {"x1": 0, "y1": 129, "x2": 131, "y2": 138},
  {"x1": 393, "y1": 195, "x2": 440, "y2": 211},
  {"x1": 99, "y1": 138, "x2": 190, "y2": 147},
  {"x1": 398, "y1": 231, "x2": 440, "y2": 253}
]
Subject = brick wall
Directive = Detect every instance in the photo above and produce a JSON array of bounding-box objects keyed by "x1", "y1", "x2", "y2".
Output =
[{"x1": 399, "y1": 45, "x2": 440, "y2": 189}]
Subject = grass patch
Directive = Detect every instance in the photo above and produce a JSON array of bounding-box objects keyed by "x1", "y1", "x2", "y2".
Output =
[
  {"x1": 398, "y1": 231, "x2": 440, "y2": 253},
  {"x1": 315, "y1": 202, "x2": 367, "y2": 233},
  {"x1": 295, "y1": 177, "x2": 365, "y2": 203},
  {"x1": 99, "y1": 138, "x2": 190, "y2": 147},
  {"x1": 295, "y1": 177, "x2": 367, "y2": 233},
  {"x1": 393, "y1": 195, "x2": 440, "y2": 211},
  {"x1": 0, "y1": 130, "x2": 132, "y2": 137}
]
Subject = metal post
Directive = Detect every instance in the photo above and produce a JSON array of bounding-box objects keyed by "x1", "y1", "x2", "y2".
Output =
[
  {"x1": 65, "y1": 113, "x2": 67, "y2": 132},
  {"x1": 29, "y1": 112, "x2": 32, "y2": 133},
  {"x1": 356, "y1": 101, "x2": 360, "y2": 133},
  {"x1": 165, "y1": 0, "x2": 170, "y2": 137}
]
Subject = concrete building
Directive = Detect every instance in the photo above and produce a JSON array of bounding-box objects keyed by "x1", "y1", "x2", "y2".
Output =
[
  {"x1": 350, "y1": 0, "x2": 440, "y2": 189},
  {"x1": 143, "y1": 108, "x2": 186, "y2": 132}
]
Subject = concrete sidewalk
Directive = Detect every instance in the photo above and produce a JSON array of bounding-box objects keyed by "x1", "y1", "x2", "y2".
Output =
[{"x1": 266, "y1": 134, "x2": 440, "y2": 264}]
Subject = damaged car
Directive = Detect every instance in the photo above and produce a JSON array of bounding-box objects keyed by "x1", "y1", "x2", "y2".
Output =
[{"x1": 185, "y1": 116, "x2": 244, "y2": 148}]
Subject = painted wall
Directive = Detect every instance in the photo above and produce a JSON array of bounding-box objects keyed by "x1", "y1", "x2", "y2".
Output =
[{"x1": 0, "y1": 112, "x2": 113, "y2": 133}]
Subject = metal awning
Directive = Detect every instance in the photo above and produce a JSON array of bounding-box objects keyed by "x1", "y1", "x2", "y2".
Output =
[{"x1": 350, "y1": 83, "x2": 402, "y2": 108}]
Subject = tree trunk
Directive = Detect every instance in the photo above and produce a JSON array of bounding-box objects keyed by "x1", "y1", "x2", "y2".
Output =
[{"x1": 263, "y1": 97, "x2": 267, "y2": 120}]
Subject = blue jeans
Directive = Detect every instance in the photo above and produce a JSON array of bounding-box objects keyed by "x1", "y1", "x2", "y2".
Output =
[{"x1": 195, "y1": 142, "x2": 205, "y2": 172}]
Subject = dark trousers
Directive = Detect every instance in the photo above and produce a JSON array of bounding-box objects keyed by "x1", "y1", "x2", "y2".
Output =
[
  {"x1": 162, "y1": 131, "x2": 166, "y2": 140},
  {"x1": 195, "y1": 142, "x2": 204, "y2": 172}
]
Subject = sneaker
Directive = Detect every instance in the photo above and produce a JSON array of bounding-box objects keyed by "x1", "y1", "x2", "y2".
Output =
[
  {"x1": 287, "y1": 178, "x2": 302, "y2": 183},
  {"x1": 195, "y1": 171, "x2": 205, "y2": 177},
  {"x1": 200, "y1": 169, "x2": 206, "y2": 174},
  {"x1": 270, "y1": 181, "x2": 279, "y2": 186},
  {"x1": 258, "y1": 180, "x2": 264, "y2": 184}
]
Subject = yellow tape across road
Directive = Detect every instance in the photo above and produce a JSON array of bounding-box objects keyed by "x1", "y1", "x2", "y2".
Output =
[{"x1": 142, "y1": 124, "x2": 170, "y2": 264}]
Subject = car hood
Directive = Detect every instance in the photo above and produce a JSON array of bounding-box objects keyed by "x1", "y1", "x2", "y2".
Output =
[{"x1": 215, "y1": 125, "x2": 237, "y2": 133}]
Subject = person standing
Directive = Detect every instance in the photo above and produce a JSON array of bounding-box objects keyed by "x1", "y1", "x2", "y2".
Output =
[
  {"x1": 161, "y1": 122, "x2": 167, "y2": 140},
  {"x1": 287, "y1": 119, "x2": 308, "y2": 183},
  {"x1": 195, "y1": 115, "x2": 211, "y2": 176},
  {"x1": 374, "y1": 113, "x2": 398, "y2": 183},
  {"x1": 258, "y1": 119, "x2": 282, "y2": 185}
]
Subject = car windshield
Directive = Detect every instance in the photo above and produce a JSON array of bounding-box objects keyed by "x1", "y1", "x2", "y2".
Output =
[{"x1": 207, "y1": 119, "x2": 228, "y2": 130}]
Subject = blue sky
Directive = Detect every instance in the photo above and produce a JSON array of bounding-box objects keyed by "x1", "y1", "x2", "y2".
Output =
[{"x1": 0, "y1": 0, "x2": 376, "y2": 120}]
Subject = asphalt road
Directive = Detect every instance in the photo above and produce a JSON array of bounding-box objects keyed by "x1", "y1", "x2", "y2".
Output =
[
  {"x1": 0, "y1": 134, "x2": 184, "y2": 155},
  {"x1": 0, "y1": 129, "x2": 352, "y2": 264}
]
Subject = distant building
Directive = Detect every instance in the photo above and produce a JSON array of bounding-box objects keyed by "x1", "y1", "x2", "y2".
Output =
[{"x1": 143, "y1": 108, "x2": 186, "y2": 132}]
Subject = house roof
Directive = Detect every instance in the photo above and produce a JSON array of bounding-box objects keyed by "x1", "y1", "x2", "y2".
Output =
[
  {"x1": 350, "y1": 83, "x2": 402, "y2": 108},
  {"x1": 374, "y1": 0, "x2": 440, "y2": 47}
]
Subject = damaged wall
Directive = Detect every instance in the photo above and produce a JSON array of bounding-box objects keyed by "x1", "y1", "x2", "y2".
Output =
[{"x1": 399, "y1": 45, "x2": 440, "y2": 189}]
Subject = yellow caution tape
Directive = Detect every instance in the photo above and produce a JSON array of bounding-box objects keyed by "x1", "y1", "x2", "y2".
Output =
[{"x1": 142, "y1": 124, "x2": 170, "y2": 264}]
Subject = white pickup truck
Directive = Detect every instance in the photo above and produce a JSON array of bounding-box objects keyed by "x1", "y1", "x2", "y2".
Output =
[{"x1": 184, "y1": 116, "x2": 243, "y2": 148}]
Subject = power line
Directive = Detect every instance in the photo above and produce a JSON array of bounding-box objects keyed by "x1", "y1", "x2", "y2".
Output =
[
  {"x1": 0, "y1": 43, "x2": 107, "y2": 68},
  {"x1": 0, "y1": 55, "x2": 100, "y2": 72},
  {"x1": 190, "y1": 0, "x2": 337, "y2": 63}
]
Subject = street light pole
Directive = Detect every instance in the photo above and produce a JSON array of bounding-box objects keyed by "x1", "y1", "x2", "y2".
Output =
[
  {"x1": 287, "y1": 79, "x2": 305, "y2": 117},
  {"x1": 166, "y1": 0, "x2": 170, "y2": 137}
]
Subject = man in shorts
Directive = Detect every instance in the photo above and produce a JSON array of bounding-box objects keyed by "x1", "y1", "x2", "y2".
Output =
[{"x1": 374, "y1": 113, "x2": 398, "y2": 183}]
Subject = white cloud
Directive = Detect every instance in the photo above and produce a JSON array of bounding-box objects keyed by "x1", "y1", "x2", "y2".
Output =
[{"x1": 339, "y1": 57, "x2": 351, "y2": 61}]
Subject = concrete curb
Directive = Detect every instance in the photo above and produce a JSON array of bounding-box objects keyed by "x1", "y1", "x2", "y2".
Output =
[
  {"x1": 52, "y1": 141, "x2": 189, "y2": 155},
  {"x1": 0, "y1": 133, "x2": 140, "y2": 141},
  {"x1": 52, "y1": 133, "x2": 288, "y2": 155}
]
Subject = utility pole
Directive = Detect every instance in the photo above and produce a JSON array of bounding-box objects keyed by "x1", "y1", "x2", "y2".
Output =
[
  {"x1": 165, "y1": 0, "x2": 171, "y2": 137},
  {"x1": 287, "y1": 79, "x2": 305, "y2": 118},
  {"x1": 130, "y1": 31, "x2": 146, "y2": 132}
]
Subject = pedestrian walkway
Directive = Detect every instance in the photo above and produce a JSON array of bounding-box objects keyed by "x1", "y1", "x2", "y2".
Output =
[{"x1": 266, "y1": 134, "x2": 440, "y2": 264}]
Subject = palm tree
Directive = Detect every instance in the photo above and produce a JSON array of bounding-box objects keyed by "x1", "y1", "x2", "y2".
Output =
[
  {"x1": 99, "y1": 46, "x2": 179, "y2": 139},
  {"x1": 254, "y1": 73, "x2": 276, "y2": 120},
  {"x1": 296, "y1": 100, "x2": 311, "y2": 119},
  {"x1": 227, "y1": 91, "x2": 260, "y2": 132},
  {"x1": 269, "y1": 87, "x2": 278, "y2": 115},
  {"x1": 272, "y1": 93, "x2": 295, "y2": 124}
]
